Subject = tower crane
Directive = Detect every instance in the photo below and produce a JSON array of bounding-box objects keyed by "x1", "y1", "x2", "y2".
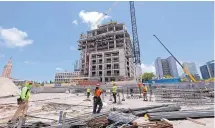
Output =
[
  {"x1": 129, "y1": 1, "x2": 141, "y2": 65},
  {"x1": 129, "y1": 1, "x2": 142, "y2": 82}
]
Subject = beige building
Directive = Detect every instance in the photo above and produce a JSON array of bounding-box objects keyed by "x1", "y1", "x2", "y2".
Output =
[
  {"x1": 78, "y1": 22, "x2": 134, "y2": 82},
  {"x1": 55, "y1": 71, "x2": 80, "y2": 83}
]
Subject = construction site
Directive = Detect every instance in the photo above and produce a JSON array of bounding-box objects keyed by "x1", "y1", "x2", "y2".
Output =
[
  {"x1": 0, "y1": 77, "x2": 214, "y2": 128},
  {"x1": 0, "y1": 1, "x2": 214, "y2": 128}
]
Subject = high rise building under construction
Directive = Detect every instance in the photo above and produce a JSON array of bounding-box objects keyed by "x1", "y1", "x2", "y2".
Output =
[{"x1": 78, "y1": 22, "x2": 135, "y2": 82}]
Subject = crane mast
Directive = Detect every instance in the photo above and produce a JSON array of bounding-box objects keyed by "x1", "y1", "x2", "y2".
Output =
[{"x1": 129, "y1": 1, "x2": 141, "y2": 65}]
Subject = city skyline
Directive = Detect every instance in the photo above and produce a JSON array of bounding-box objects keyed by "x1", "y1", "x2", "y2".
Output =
[{"x1": 0, "y1": 2, "x2": 213, "y2": 81}]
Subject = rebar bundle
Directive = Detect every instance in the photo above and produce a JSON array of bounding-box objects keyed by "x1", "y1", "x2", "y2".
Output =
[{"x1": 154, "y1": 88, "x2": 214, "y2": 105}]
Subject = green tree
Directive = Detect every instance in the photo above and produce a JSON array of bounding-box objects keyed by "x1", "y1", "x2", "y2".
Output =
[{"x1": 141, "y1": 72, "x2": 155, "y2": 81}]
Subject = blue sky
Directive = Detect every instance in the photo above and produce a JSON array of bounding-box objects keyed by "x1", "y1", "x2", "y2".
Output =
[{"x1": 0, "y1": 1, "x2": 214, "y2": 81}]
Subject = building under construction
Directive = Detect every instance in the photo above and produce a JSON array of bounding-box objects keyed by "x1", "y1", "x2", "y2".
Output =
[{"x1": 78, "y1": 21, "x2": 135, "y2": 82}]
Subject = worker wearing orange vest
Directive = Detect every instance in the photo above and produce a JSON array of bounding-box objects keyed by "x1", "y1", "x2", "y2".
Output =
[{"x1": 93, "y1": 86, "x2": 103, "y2": 114}]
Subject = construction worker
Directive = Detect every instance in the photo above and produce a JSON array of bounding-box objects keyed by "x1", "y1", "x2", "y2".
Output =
[
  {"x1": 149, "y1": 84, "x2": 152, "y2": 101},
  {"x1": 138, "y1": 82, "x2": 142, "y2": 96},
  {"x1": 9, "y1": 81, "x2": 33, "y2": 123},
  {"x1": 93, "y1": 86, "x2": 103, "y2": 114},
  {"x1": 112, "y1": 83, "x2": 117, "y2": 103},
  {"x1": 142, "y1": 84, "x2": 148, "y2": 101},
  {"x1": 87, "y1": 86, "x2": 91, "y2": 99}
]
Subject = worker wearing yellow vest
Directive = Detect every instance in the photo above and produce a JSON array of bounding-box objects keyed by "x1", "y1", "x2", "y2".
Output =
[
  {"x1": 112, "y1": 82, "x2": 117, "y2": 103},
  {"x1": 93, "y1": 86, "x2": 103, "y2": 114},
  {"x1": 142, "y1": 84, "x2": 148, "y2": 101},
  {"x1": 87, "y1": 86, "x2": 91, "y2": 99},
  {"x1": 9, "y1": 81, "x2": 33, "y2": 123}
]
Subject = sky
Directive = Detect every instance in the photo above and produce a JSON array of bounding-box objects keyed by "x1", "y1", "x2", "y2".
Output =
[{"x1": 0, "y1": 1, "x2": 214, "y2": 81}]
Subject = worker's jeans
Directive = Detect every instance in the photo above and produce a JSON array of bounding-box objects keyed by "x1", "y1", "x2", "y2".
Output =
[
  {"x1": 87, "y1": 92, "x2": 90, "y2": 98},
  {"x1": 11, "y1": 101, "x2": 29, "y2": 121},
  {"x1": 112, "y1": 93, "x2": 117, "y2": 103},
  {"x1": 139, "y1": 86, "x2": 142, "y2": 95},
  {"x1": 93, "y1": 97, "x2": 103, "y2": 113},
  {"x1": 143, "y1": 91, "x2": 147, "y2": 101}
]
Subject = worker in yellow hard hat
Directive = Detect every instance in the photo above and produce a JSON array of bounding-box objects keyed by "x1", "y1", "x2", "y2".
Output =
[
  {"x1": 112, "y1": 83, "x2": 117, "y2": 103},
  {"x1": 9, "y1": 81, "x2": 33, "y2": 124}
]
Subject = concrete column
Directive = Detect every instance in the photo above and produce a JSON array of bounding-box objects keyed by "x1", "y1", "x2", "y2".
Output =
[
  {"x1": 119, "y1": 49, "x2": 126, "y2": 77},
  {"x1": 89, "y1": 53, "x2": 92, "y2": 77},
  {"x1": 114, "y1": 34, "x2": 116, "y2": 48},
  {"x1": 102, "y1": 52, "x2": 105, "y2": 82}
]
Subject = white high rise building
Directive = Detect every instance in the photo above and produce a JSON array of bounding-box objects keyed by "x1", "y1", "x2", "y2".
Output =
[{"x1": 155, "y1": 56, "x2": 179, "y2": 79}]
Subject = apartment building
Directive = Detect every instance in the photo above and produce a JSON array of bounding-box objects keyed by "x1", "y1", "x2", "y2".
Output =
[{"x1": 78, "y1": 21, "x2": 135, "y2": 82}]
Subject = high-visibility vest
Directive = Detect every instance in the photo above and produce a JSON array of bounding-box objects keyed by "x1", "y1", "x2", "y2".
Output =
[
  {"x1": 112, "y1": 86, "x2": 117, "y2": 93},
  {"x1": 143, "y1": 86, "x2": 148, "y2": 92},
  {"x1": 94, "y1": 89, "x2": 102, "y2": 97},
  {"x1": 87, "y1": 88, "x2": 90, "y2": 92}
]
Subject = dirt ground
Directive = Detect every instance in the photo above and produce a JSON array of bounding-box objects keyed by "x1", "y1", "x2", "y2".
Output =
[{"x1": 0, "y1": 93, "x2": 214, "y2": 128}]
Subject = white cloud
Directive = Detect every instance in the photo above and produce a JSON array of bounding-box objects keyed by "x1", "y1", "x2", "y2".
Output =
[
  {"x1": 0, "y1": 27, "x2": 33, "y2": 48},
  {"x1": 72, "y1": 20, "x2": 78, "y2": 25},
  {"x1": 141, "y1": 63, "x2": 156, "y2": 74},
  {"x1": 56, "y1": 68, "x2": 63, "y2": 71},
  {"x1": 69, "y1": 46, "x2": 77, "y2": 51},
  {"x1": 79, "y1": 10, "x2": 110, "y2": 30}
]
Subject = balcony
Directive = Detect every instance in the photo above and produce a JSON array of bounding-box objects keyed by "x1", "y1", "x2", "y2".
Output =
[
  {"x1": 106, "y1": 73, "x2": 112, "y2": 76},
  {"x1": 113, "y1": 66, "x2": 119, "y2": 69},
  {"x1": 106, "y1": 67, "x2": 111, "y2": 70},
  {"x1": 112, "y1": 59, "x2": 119, "y2": 63},
  {"x1": 105, "y1": 60, "x2": 111, "y2": 63},
  {"x1": 113, "y1": 73, "x2": 120, "y2": 76}
]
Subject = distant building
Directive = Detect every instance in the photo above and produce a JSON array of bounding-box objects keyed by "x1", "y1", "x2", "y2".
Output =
[
  {"x1": 183, "y1": 62, "x2": 198, "y2": 75},
  {"x1": 12, "y1": 79, "x2": 26, "y2": 86},
  {"x1": 200, "y1": 65, "x2": 210, "y2": 79},
  {"x1": 155, "y1": 56, "x2": 179, "y2": 79},
  {"x1": 183, "y1": 62, "x2": 200, "y2": 81},
  {"x1": 1, "y1": 57, "x2": 12, "y2": 78},
  {"x1": 55, "y1": 71, "x2": 80, "y2": 83},
  {"x1": 74, "y1": 60, "x2": 81, "y2": 71},
  {"x1": 200, "y1": 60, "x2": 215, "y2": 79},
  {"x1": 207, "y1": 60, "x2": 214, "y2": 78}
]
